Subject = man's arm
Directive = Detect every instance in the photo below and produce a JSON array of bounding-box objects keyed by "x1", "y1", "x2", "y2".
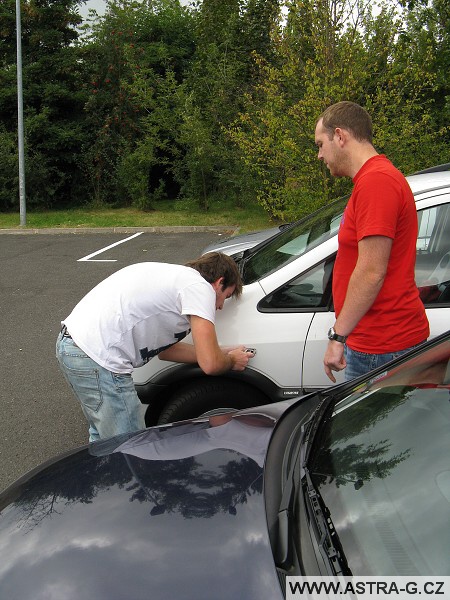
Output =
[
  {"x1": 159, "y1": 316, "x2": 252, "y2": 374},
  {"x1": 324, "y1": 235, "x2": 393, "y2": 382},
  {"x1": 158, "y1": 342, "x2": 198, "y2": 364}
]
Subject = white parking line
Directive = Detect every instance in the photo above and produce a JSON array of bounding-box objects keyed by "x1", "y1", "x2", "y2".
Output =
[{"x1": 78, "y1": 232, "x2": 144, "y2": 262}]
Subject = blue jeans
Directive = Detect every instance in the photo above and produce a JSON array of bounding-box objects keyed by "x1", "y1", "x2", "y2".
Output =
[
  {"x1": 344, "y1": 342, "x2": 425, "y2": 381},
  {"x1": 56, "y1": 333, "x2": 145, "y2": 442}
]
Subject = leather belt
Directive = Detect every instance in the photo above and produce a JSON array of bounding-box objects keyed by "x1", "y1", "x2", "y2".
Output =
[{"x1": 60, "y1": 325, "x2": 72, "y2": 338}]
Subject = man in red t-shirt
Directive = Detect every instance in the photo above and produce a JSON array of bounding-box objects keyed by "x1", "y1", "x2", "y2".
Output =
[{"x1": 314, "y1": 101, "x2": 429, "y2": 382}]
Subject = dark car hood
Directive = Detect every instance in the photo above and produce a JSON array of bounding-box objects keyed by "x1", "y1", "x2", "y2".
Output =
[{"x1": 0, "y1": 409, "x2": 288, "y2": 600}]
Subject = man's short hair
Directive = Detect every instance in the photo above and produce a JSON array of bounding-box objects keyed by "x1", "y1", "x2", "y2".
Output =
[
  {"x1": 319, "y1": 101, "x2": 373, "y2": 143},
  {"x1": 185, "y1": 252, "x2": 243, "y2": 297}
]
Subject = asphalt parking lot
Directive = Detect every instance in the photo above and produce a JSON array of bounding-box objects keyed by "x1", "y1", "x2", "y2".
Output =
[{"x1": 0, "y1": 227, "x2": 232, "y2": 492}]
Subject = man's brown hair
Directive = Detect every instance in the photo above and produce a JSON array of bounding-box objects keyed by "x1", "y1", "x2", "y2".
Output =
[
  {"x1": 319, "y1": 101, "x2": 373, "y2": 143},
  {"x1": 185, "y1": 252, "x2": 243, "y2": 298}
]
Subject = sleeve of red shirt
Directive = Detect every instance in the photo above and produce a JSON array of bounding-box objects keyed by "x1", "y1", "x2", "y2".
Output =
[{"x1": 353, "y1": 172, "x2": 402, "y2": 241}]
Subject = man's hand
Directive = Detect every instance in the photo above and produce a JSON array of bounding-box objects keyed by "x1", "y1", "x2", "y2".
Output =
[
  {"x1": 324, "y1": 340, "x2": 347, "y2": 383},
  {"x1": 227, "y1": 347, "x2": 255, "y2": 371},
  {"x1": 190, "y1": 316, "x2": 255, "y2": 375},
  {"x1": 324, "y1": 235, "x2": 392, "y2": 382}
]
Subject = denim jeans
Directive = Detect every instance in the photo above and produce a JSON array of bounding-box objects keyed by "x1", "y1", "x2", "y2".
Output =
[
  {"x1": 345, "y1": 341, "x2": 425, "y2": 381},
  {"x1": 56, "y1": 333, "x2": 145, "y2": 442}
]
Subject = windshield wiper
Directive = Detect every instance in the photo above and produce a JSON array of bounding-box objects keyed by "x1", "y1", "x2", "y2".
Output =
[
  {"x1": 275, "y1": 397, "x2": 329, "y2": 570},
  {"x1": 299, "y1": 399, "x2": 351, "y2": 575},
  {"x1": 275, "y1": 396, "x2": 351, "y2": 575},
  {"x1": 274, "y1": 421, "x2": 304, "y2": 570},
  {"x1": 302, "y1": 466, "x2": 351, "y2": 576}
]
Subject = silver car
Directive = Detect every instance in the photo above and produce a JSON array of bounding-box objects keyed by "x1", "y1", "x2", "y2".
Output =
[{"x1": 134, "y1": 165, "x2": 450, "y2": 425}]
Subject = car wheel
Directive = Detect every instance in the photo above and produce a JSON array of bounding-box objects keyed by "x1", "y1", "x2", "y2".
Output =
[{"x1": 156, "y1": 378, "x2": 269, "y2": 425}]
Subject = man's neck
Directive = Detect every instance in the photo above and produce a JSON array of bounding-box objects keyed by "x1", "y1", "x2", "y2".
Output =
[{"x1": 348, "y1": 143, "x2": 378, "y2": 179}]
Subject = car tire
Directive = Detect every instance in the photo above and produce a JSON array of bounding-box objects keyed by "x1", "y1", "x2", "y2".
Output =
[{"x1": 156, "y1": 378, "x2": 269, "y2": 425}]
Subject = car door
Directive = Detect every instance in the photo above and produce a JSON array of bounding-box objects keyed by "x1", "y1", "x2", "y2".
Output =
[
  {"x1": 258, "y1": 254, "x2": 339, "y2": 390},
  {"x1": 415, "y1": 198, "x2": 450, "y2": 338},
  {"x1": 294, "y1": 256, "x2": 341, "y2": 389}
]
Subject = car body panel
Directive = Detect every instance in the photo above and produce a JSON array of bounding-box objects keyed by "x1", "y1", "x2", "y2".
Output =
[
  {"x1": 202, "y1": 226, "x2": 284, "y2": 257},
  {"x1": 301, "y1": 311, "x2": 344, "y2": 387},
  {"x1": 0, "y1": 412, "x2": 284, "y2": 600}
]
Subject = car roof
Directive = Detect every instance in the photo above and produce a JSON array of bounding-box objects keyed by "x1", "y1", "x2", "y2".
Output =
[{"x1": 407, "y1": 169, "x2": 450, "y2": 196}]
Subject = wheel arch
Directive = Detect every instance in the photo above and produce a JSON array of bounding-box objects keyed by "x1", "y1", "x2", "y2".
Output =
[{"x1": 135, "y1": 364, "x2": 303, "y2": 425}]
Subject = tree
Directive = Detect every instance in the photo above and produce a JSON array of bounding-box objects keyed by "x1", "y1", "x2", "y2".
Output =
[
  {"x1": 228, "y1": 0, "x2": 366, "y2": 220},
  {"x1": 81, "y1": 0, "x2": 196, "y2": 206},
  {"x1": 0, "y1": 0, "x2": 447, "y2": 216},
  {"x1": 228, "y1": 0, "x2": 449, "y2": 222},
  {"x1": 359, "y1": 0, "x2": 448, "y2": 173},
  {"x1": 179, "y1": 0, "x2": 281, "y2": 209},
  {"x1": 0, "y1": 0, "x2": 90, "y2": 211}
]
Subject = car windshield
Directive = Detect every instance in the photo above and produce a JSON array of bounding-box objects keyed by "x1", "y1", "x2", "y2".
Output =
[
  {"x1": 242, "y1": 196, "x2": 347, "y2": 285},
  {"x1": 306, "y1": 339, "x2": 450, "y2": 575}
]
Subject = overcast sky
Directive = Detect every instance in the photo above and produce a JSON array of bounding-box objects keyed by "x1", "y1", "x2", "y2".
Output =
[
  {"x1": 79, "y1": 0, "x2": 191, "y2": 19},
  {"x1": 79, "y1": 0, "x2": 107, "y2": 19}
]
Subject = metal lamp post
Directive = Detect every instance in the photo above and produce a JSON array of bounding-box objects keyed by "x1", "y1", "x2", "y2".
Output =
[{"x1": 16, "y1": 0, "x2": 26, "y2": 226}]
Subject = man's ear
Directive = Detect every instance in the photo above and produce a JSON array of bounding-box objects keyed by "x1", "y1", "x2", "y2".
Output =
[
  {"x1": 212, "y1": 277, "x2": 224, "y2": 291},
  {"x1": 334, "y1": 127, "x2": 348, "y2": 145}
]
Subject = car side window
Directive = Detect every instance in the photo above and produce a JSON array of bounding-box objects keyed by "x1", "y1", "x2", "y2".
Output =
[
  {"x1": 259, "y1": 201, "x2": 450, "y2": 312},
  {"x1": 258, "y1": 257, "x2": 335, "y2": 312},
  {"x1": 415, "y1": 203, "x2": 450, "y2": 306}
]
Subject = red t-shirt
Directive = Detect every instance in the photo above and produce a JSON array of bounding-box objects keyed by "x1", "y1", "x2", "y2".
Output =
[{"x1": 333, "y1": 155, "x2": 429, "y2": 353}]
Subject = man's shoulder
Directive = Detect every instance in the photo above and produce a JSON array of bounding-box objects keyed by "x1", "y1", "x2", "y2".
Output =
[
  {"x1": 114, "y1": 262, "x2": 181, "y2": 277},
  {"x1": 128, "y1": 262, "x2": 195, "y2": 280},
  {"x1": 356, "y1": 156, "x2": 412, "y2": 195},
  {"x1": 359, "y1": 155, "x2": 406, "y2": 182}
]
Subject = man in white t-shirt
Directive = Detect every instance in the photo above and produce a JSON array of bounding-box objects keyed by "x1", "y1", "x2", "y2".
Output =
[{"x1": 56, "y1": 252, "x2": 254, "y2": 442}]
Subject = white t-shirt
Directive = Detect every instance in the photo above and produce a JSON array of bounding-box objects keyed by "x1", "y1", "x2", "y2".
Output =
[{"x1": 63, "y1": 263, "x2": 216, "y2": 374}]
